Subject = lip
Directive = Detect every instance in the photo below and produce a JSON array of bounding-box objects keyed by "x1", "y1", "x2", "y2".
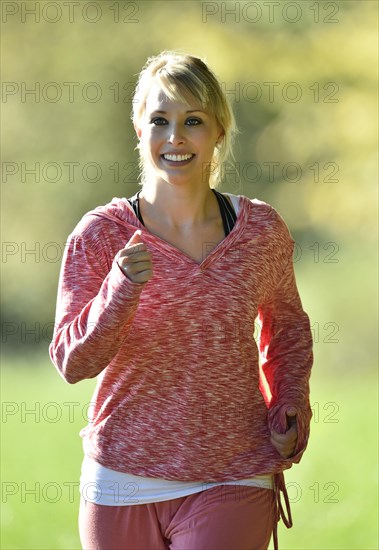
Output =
[{"x1": 160, "y1": 153, "x2": 195, "y2": 165}]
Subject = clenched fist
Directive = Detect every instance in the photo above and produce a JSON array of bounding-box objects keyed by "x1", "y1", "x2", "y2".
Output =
[
  {"x1": 270, "y1": 407, "x2": 298, "y2": 459},
  {"x1": 117, "y1": 230, "x2": 153, "y2": 284}
]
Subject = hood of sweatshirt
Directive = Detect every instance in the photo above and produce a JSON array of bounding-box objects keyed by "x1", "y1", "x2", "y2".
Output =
[
  {"x1": 83, "y1": 195, "x2": 144, "y2": 231},
  {"x1": 77, "y1": 193, "x2": 289, "y2": 274}
]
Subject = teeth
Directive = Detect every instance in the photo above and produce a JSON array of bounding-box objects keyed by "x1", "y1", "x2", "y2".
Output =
[{"x1": 163, "y1": 154, "x2": 193, "y2": 162}]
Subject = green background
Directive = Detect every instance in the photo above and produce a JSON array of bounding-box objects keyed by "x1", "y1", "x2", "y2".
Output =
[{"x1": 1, "y1": 1, "x2": 378, "y2": 548}]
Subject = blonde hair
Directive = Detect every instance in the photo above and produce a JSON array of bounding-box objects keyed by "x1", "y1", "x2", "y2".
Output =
[{"x1": 131, "y1": 51, "x2": 237, "y2": 187}]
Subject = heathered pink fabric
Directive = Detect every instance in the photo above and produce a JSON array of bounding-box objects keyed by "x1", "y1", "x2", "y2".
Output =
[{"x1": 49, "y1": 193, "x2": 313, "y2": 482}]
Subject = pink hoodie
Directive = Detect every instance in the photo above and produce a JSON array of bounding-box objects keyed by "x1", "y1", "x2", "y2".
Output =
[{"x1": 49, "y1": 193, "x2": 313, "y2": 482}]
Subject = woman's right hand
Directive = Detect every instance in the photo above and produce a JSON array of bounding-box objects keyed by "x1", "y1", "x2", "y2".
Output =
[{"x1": 117, "y1": 230, "x2": 153, "y2": 284}]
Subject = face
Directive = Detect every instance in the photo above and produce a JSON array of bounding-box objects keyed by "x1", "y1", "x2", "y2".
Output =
[{"x1": 135, "y1": 84, "x2": 223, "y2": 187}]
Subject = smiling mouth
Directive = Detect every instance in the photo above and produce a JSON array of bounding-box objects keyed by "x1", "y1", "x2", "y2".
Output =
[{"x1": 161, "y1": 153, "x2": 195, "y2": 163}]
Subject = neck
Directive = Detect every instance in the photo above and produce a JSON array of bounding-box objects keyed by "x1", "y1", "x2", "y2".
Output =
[{"x1": 139, "y1": 181, "x2": 218, "y2": 229}]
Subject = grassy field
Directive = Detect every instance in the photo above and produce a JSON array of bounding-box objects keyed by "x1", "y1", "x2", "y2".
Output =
[{"x1": 1, "y1": 354, "x2": 378, "y2": 550}]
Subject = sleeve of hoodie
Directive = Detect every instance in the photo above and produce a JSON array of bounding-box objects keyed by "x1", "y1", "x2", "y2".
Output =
[
  {"x1": 257, "y1": 208, "x2": 314, "y2": 464},
  {"x1": 49, "y1": 216, "x2": 144, "y2": 384}
]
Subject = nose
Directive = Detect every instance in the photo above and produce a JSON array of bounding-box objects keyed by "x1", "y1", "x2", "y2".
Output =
[{"x1": 167, "y1": 123, "x2": 186, "y2": 146}]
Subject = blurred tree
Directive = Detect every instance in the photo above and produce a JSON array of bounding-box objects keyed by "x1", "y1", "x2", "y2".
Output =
[{"x1": 1, "y1": 1, "x2": 377, "y2": 367}]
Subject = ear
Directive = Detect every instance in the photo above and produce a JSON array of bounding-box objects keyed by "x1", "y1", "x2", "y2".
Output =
[
  {"x1": 216, "y1": 121, "x2": 225, "y2": 145},
  {"x1": 134, "y1": 122, "x2": 142, "y2": 140},
  {"x1": 216, "y1": 131, "x2": 225, "y2": 146}
]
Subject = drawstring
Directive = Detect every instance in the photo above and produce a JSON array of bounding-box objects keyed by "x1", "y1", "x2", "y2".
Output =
[{"x1": 272, "y1": 472, "x2": 293, "y2": 550}]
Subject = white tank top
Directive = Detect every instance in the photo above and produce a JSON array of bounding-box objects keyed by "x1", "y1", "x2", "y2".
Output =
[{"x1": 80, "y1": 455, "x2": 274, "y2": 506}]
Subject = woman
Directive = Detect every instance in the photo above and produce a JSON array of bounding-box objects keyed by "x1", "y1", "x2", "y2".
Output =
[{"x1": 49, "y1": 51, "x2": 313, "y2": 550}]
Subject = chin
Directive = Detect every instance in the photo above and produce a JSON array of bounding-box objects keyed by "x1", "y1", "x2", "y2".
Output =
[{"x1": 155, "y1": 169, "x2": 195, "y2": 187}]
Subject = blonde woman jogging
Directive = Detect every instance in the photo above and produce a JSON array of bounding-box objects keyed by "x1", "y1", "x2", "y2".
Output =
[{"x1": 50, "y1": 51, "x2": 313, "y2": 550}]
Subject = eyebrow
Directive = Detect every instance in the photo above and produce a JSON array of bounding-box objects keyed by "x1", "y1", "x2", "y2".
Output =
[{"x1": 150, "y1": 110, "x2": 205, "y2": 114}]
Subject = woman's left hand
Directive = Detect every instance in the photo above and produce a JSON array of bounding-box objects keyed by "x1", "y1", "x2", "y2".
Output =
[{"x1": 270, "y1": 407, "x2": 298, "y2": 458}]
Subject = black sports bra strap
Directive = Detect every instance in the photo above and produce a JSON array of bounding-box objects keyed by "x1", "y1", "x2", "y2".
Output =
[
  {"x1": 127, "y1": 191, "x2": 144, "y2": 225},
  {"x1": 212, "y1": 189, "x2": 237, "y2": 236}
]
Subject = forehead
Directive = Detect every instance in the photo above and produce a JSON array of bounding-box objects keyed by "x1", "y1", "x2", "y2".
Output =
[{"x1": 144, "y1": 83, "x2": 204, "y2": 114}]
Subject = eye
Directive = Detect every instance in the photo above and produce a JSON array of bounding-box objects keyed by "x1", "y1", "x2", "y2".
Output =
[
  {"x1": 150, "y1": 117, "x2": 168, "y2": 126},
  {"x1": 186, "y1": 117, "x2": 202, "y2": 126}
]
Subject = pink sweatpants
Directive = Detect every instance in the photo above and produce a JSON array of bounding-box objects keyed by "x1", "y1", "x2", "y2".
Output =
[{"x1": 79, "y1": 484, "x2": 275, "y2": 550}]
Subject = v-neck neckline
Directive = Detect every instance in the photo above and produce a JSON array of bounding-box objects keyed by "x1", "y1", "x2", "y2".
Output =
[{"x1": 123, "y1": 194, "x2": 247, "y2": 269}]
